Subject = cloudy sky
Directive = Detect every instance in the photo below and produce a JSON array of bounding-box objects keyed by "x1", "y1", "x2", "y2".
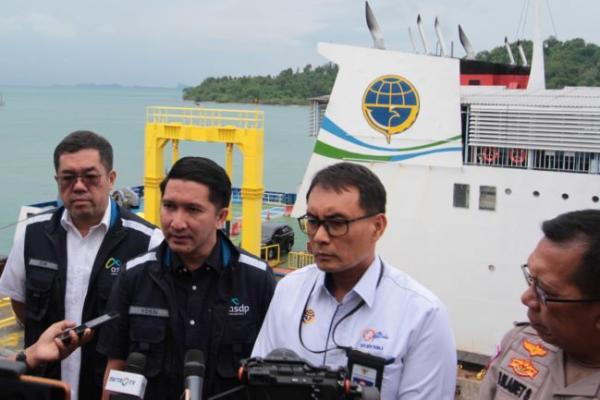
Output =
[{"x1": 1, "y1": 0, "x2": 598, "y2": 87}]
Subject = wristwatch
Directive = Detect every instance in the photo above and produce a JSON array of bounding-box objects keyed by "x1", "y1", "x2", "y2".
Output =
[{"x1": 16, "y1": 350, "x2": 30, "y2": 371}]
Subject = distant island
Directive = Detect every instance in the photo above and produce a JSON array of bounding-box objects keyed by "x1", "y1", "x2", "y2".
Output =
[
  {"x1": 183, "y1": 63, "x2": 337, "y2": 105},
  {"x1": 183, "y1": 37, "x2": 600, "y2": 105}
]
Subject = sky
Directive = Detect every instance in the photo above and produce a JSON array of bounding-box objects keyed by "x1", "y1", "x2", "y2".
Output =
[{"x1": 1, "y1": 0, "x2": 599, "y2": 87}]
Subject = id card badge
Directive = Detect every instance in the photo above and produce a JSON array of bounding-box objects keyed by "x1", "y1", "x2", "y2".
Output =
[{"x1": 346, "y1": 348, "x2": 393, "y2": 390}]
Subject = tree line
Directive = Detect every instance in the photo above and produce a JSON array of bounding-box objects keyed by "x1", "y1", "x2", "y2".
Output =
[{"x1": 183, "y1": 37, "x2": 600, "y2": 105}]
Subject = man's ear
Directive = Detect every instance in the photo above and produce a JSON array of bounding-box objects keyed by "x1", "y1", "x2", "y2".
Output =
[
  {"x1": 217, "y1": 208, "x2": 229, "y2": 228},
  {"x1": 372, "y1": 213, "x2": 387, "y2": 241}
]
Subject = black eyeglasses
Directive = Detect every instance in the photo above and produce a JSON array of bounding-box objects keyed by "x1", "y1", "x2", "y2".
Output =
[
  {"x1": 297, "y1": 213, "x2": 377, "y2": 238},
  {"x1": 521, "y1": 264, "x2": 600, "y2": 305},
  {"x1": 56, "y1": 172, "x2": 104, "y2": 189}
]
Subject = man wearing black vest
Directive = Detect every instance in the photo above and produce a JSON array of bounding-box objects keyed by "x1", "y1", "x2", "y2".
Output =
[
  {"x1": 98, "y1": 157, "x2": 276, "y2": 400},
  {"x1": 0, "y1": 131, "x2": 163, "y2": 399}
]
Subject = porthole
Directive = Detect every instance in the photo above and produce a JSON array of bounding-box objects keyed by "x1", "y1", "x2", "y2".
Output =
[
  {"x1": 593, "y1": 196, "x2": 599, "y2": 203},
  {"x1": 533, "y1": 191, "x2": 540, "y2": 197},
  {"x1": 505, "y1": 188, "x2": 512, "y2": 195},
  {"x1": 562, "y1": 193, "x2": 569, "y2": 200}
]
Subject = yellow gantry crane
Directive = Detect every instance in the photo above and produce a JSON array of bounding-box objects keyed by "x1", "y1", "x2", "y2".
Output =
[{"x1": 143, "y1": 106, "x2": 264, "y2": 256}]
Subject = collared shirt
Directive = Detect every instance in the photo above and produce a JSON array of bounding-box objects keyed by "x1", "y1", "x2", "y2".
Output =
[
  {"x1": 170, "y1": 238, "x2": 222, "y2": 355},
  {"x1": 0, "y1": 198, "x2": 163, "y2": 400},
  {"x1": 480, "y1": 324, "x2": 600, "y2": 399},
  {"x1": 252, "y1": 257, "x2": 457, "y2": 399},
  {"x1": 59, "y1": 202, "x2": 111, "y2": 400}
]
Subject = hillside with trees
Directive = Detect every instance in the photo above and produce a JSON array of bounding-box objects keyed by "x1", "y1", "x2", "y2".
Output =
[
  {"x1": 183, "y1": 63, "x2": 337, "y2": 105},
  {"x1": 476, "y1": 37, "x2": 600, "y2": 88},
  {"x1": 183, "y1": 37, "x2": 600, "y2": 105}
]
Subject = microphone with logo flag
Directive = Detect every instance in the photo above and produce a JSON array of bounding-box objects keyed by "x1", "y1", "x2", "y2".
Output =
[
  {"x1": 184, "y1": 349, "x2": 205, "y2": 400},
  {"x1": 106, "y1": 352, "x2": 148, "y2": 400}
]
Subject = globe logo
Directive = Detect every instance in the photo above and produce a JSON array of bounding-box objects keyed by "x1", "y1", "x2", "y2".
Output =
[{"x1": 362, "y1": 75, "x2": 420, "y2": 143}]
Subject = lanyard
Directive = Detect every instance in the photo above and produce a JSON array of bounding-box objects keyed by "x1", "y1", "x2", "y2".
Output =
[{"x1": 297, "y1": 260, "x2": 385, "y2": 355}]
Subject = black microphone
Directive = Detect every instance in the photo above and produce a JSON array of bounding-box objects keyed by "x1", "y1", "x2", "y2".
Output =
[
  {"x1": 107, "y1": 352, "x2": 148, "y2": 399},
  {"x1": 184, "y1": 349, "x2": 205, "y2": 400}
]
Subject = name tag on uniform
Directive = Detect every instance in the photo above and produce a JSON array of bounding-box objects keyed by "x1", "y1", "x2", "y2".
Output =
[
  {"x1": 129, "y1": 306, "x2": 169, "y2": 318},
  {"x1": 28, "y1": 258, "x2": 58, "y2": 270}
]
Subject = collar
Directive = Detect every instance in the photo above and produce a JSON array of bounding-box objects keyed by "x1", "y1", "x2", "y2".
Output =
[
  {"x1": 164, "y1": 231, "x2": 231, "y2": 273},
  {"x1": 315, "y1": 257, "x2": 383, "y2": 308},
  {"x1": 60, "y1": 197, "x2": 114, "y2": 233},
  {"x1": 555, "y1": 349, "x2": 600, "y2": 397}
]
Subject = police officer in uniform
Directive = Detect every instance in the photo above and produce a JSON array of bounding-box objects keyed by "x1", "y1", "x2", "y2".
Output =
[
  {"x1": 99, "y1": 157, "x2": 276, "y2": 400},
  {"x1": 480, "y1": 209, "x2": 600, "y2": 399},
  {"x1": 0, "y1": 131, "x2": 163, "y2": 400}
]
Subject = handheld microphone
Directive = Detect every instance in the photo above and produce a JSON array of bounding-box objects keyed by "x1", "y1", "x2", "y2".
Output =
[
  {"x1": 184, "y1": 349, "x2": 205, "y2": 400},
  {"x1": 106, "y1": 352, "x2": 148, "y2": 400}
]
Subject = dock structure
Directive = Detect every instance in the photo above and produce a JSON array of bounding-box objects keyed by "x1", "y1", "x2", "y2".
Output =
[{"x1": 144, "y1": 106, "x2": 264, "y2": 256}]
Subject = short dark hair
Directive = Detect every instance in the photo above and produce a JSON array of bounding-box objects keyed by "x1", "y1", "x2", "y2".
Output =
[
  {"x1": 542, "y1": 209, "x2": 600, "y2": 298},
  {"x1": 160, "y1": 157, "x2": 231, "y2": 210},
  {"x1": 53, "y1": 130, "x2": 113, "y2": 172},
  {"x1": 306, "y1": 162, "x2": 386, "y2": 215}
]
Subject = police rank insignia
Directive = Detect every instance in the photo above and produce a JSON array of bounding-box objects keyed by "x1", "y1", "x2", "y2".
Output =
[
  {"x1": 362, "y1": 75, "x2": 420, "y2": 144},
  {"x1": 508, "y1": 358, "x2": 539, "y2": 379},
  {"x1": 302, "y1": 308, "x2": 315, "y2": 324},
  {"x1": 522, "y1": 339, "x2": 547, "y2": 357}
]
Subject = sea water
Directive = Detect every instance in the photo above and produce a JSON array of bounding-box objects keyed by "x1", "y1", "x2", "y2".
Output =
[{"x1": 0, "y1": 85, "x2": 314, "y2": 254}]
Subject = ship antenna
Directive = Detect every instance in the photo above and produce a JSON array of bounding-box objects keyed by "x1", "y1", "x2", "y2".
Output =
[
  {"x1": 528, "y1": 0, "x2": 546, "y2": 89},
  {"x1": 504, "y1": 37, "x2": 516, "y2": 65},
  {"x1": 365, "y1": 1, "x2": 385, "y2": 50},
  {"x1": 517, "y1": 40, "x2": 529, "y2": 67},
  {"x1": 458, "y1": 25, "x2": 475, "y2": 60},
  {"x1": 434, "y1": 17, "x2": 448, "y2": 57},
  {"x1": 408, "y1": 27, "x2": 419, "y2": 53},
  {"x1": 416, "y1": 14, "x2": 430, "y2": 54}
]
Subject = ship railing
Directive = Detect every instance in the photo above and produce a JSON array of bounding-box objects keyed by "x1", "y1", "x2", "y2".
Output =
[
  {"x1": 146, "y1": 106, "x2": 264, "y2": 129},
  {"x1": 260, "y1": 244, "x2": 281, "y2": 267},
  {"x1": 287, "y1": 251, "x2": 315, "y2": 270},
  {"x1": 465, "y1": 145, "x2": 599, "y2": 174}
]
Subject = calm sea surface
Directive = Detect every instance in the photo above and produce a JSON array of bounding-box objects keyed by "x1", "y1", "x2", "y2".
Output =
[{"x1": 0, "y1": 86, "x2": 315, "y2": 254}]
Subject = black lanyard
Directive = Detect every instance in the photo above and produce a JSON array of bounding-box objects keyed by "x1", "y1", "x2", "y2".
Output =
[{"x1": 297, "y1": 260, "x2": 385, "y2": 355}]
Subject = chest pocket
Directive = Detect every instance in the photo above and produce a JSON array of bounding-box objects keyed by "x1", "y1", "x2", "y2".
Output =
[
  {"x1": 25, "y1": 259, "x2": 58, "y2": 321},
  {"x1": 217, "y1": 319, "x2": 257, "y2": 379},
  {"x1": 129, "y1": 306, "x2": 170, "y2": 377}
]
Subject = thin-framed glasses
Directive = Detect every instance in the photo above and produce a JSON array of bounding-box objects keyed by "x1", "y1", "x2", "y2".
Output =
[
  {"x1": 56, "y1": 172, "x2": 103, "y2": 189},
  {"x1": 297, "y1": 213, "x2": 377, "y2": 238},
  {"x1": 521, "y1": 264, "x2": 600, "y2": 305}
]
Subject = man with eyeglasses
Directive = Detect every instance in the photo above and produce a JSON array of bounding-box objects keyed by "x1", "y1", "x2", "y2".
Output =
[
  {"x1": 480, "y1": 209, "x2": 600, "y2": 399},
  {"x1": 252, "y1": 162, "x2": 457, "y2": 399},
  {"x1": 0, "y1": 131, "x2": 163, "y2": 400}
]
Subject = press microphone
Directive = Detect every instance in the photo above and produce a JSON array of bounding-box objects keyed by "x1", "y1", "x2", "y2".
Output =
[
  {"x1": 106, "y1": 352, "x2": 148, "y2": 400},
  {"x1": 184, "y1": 349, "x2": 205, "y2": 400}
]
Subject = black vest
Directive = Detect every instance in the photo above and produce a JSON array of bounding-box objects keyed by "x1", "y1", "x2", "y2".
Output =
[{"x1": 23, "y1": 200, "x2": 159, "y2": 400}]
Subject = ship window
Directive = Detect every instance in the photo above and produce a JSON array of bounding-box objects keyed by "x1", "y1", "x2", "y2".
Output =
[
  {"x1": 453, "y1": 183, "x2": 470, "y2": 208},
  {"x1": 593, "y1": 196, "x2": 599, "y2": 203},
  {"x1": 562, "y1": 193, "x2": 569, "y2": 200},
  {"x1": 479, "y1": 186, "x2": 496, "y2": 211},
  {"x1": 533, "y1": 190, "x2": 540, "y2": 197}
]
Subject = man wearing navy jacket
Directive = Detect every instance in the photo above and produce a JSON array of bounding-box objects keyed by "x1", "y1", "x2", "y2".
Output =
[{"x1": 0, "y1": 131, "x2": 163, "y2": 399}]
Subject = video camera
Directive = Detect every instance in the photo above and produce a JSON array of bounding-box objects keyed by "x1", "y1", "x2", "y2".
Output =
[{"x1": 236, "y1": 349, "x2": 379, "y2": 400}]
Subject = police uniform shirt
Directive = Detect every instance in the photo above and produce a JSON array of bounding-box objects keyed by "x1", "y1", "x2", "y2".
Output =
[
  {"x1": 251, "y1": 257, "x2": 457, "y2": 400},
  {"x1": 480, "y1": 325, "x2": 600, "y2": 399}
]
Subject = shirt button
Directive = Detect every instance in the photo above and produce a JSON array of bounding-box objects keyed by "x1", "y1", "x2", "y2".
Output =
[
  {"x1": 192, "y1": 285, "x2": 197, "y2": 291},
  {"x1": 190, "y1": 320, "x2": 195, "y2": 326}
]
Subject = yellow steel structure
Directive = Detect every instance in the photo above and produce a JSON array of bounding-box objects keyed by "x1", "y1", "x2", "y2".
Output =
[{"x1": 144, "y1": 106, "x2": 264, "y2": 256}]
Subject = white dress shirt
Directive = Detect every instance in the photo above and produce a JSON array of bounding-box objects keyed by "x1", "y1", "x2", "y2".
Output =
[
  {"x1": 252, "y1": 257, "x2": 457, "y2": 399},
  {"x1": 0, "y1": 200, "x2": 163, "y2": 399}
]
